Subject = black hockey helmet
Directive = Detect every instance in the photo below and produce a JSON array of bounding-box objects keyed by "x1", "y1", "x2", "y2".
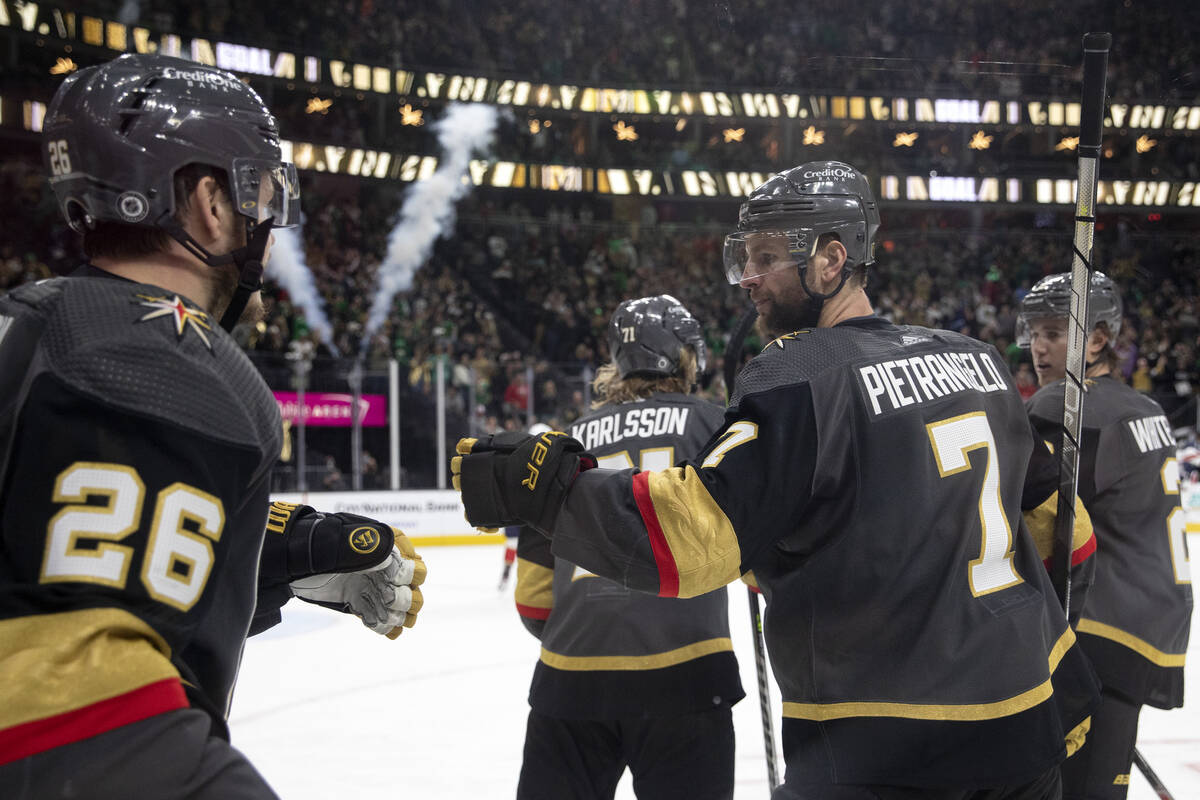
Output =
[
  {"x1": 608, "y1": 295, "x2": 707, "y2": 378},
  {"x1": 1016, "y1": 271, "x2": 1123, "y2": 347},
  {"x1": 44, "y1": 53, "x2": 299, "y2": 329},
  {"x1": 723, "y1": 160, "x2": 880, "y2": 285}
]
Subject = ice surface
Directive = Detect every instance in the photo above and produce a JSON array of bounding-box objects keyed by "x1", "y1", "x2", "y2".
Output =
[{"x1": 232, "y1": 540, "x2": 1199, "y2": 799}]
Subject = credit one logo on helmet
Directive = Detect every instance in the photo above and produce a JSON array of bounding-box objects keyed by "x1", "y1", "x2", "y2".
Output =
[
  {"x1": 803, "y1": 167, "x2": 856, "y2": 181},
  {"x1": 160, "y1": 66, "x2": 241, "y2": 90}
]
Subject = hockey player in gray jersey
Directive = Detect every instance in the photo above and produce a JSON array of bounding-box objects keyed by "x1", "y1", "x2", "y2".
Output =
[
  {"x1": 513, "y1": 295, "x2": 743, "y2": 799},
  {"x1": 455, "y1": 161, "x2": 1100, "y2": 798},
  {"x1": 1021, "y1": 272, "x2": 1193, "y2": 800}
]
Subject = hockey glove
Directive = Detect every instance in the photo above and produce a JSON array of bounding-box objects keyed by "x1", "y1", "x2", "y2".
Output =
[
  {"x1": 291, "y1": 531, "x2": 426, "y2": 639},
  {"x1": 451, "y1": 431, "x2": 596, "y2": 535},
  {"x1": 259, "y1": 503, "x2": 397, "y2": 585},
  {"x1": 257, "y1": 504, "x2": 426, "y2": 638}
]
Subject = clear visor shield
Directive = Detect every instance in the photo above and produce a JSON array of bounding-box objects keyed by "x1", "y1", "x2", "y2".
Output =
[
  {"x1": 231, "y1": 159, "x2": 300, "y2": 228},
  {"x1": 1014, "y1": 313, "x2": 1066, "y2": 348},
  {"x1": 722, "y1": 229, "x2": 811, "y2": 284}
]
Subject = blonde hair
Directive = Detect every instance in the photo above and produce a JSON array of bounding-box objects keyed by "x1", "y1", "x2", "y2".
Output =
[
  {"x1": 1094, "y1": 322, "x2": 1122, "y2": 377},
  {"x1": 591, "y1": 347, "x2": 699, "y2": 409}
]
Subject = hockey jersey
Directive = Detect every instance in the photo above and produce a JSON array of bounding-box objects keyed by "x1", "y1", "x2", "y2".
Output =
[
  {"x1": 0, "y1": 273, "x2": 281, "y2": 764},
  {"x1": 1028, "y1": 375, "x2": 1192, "y2": 708},
  {"x1": 552, "y1": 316, "x2": 1099, "y2": 789},
  {"x1": 515, "y1": 393, "x2": 744, "y2": 719}
]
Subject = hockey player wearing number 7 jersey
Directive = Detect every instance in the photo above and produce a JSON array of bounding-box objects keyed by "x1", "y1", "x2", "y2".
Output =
[
  {"x1": 513, "y1": 295, "x2": 744, "y2": 799},
  {"x1": 455, "y1": 162, "x2": 1101, "y2": 799},
  {"x1": 1021, "y1": 272, "x2": 1192, "y2": 800}
]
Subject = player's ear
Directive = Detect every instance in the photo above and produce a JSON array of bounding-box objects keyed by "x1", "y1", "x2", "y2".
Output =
[
  {"x1": 819, "y1": 238, "x2": 847, "y2": 281},
  {"x1": 182, "y1": 176, "x2": 230, "y2": 245}
]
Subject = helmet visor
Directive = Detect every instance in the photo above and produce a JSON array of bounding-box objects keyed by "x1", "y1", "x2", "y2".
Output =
[
  {"x1": 1014, "y1": 312, "x2": 1065, "y2": 348},
  {"x1": 231, "y1": 159, "x2": 300, "y2": 228},
  {"x1": 722, "y1": 229, "x2": 810, "y2": 284}
]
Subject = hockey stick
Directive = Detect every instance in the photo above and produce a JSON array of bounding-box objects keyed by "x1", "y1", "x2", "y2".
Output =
[
  {"x1": 724, "y1": 304, "x2": 779, "y2": 791},
  {"x1": 1052, "y1": 33, "x2": 1175, "y2": 800},
  {"x1": 1050, "y1": 30, "x2": 1109, "y2": 622},
  {"x1": 1133, "y1": 748, "x2": 1175, "y2": 800}
]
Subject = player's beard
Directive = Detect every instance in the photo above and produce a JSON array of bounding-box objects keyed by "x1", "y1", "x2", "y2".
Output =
[{"x1": 760, "y1": 277, "x2": 823, "y2": 338}]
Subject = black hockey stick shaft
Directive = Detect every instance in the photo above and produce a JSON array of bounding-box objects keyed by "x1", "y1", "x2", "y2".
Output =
[
  {"x1": 1133, "y1": 748, "x2": 1176, "y2": 800},
  {"x1": 747, "y1": 589, "x2": 779, "y2": 789},
  {"x1": 724, "y1": 305, "x2": 778, "y2": 790},
  {"x1": 1051, "y1": 34, "x2": 1173, "y2": 798},
  {"x1": 1051, "y1": 31, "x2": 1110, "y2": 618},
  {"x1": 723, "y1": 304, "x2": 759, "y2": 406}
]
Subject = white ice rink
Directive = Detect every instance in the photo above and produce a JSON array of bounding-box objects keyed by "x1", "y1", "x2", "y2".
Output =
[{"x1": 231, "y1": 540, "x2": 1200, "y2": 799}]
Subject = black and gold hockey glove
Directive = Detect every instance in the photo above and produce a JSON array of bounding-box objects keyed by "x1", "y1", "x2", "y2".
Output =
[
  {"x1": 259, "y1": 503, "x2": 395, "y2": 584},
  {"x1": 451, "y1": 430, "x2": 596, "y2": 535},
  {"x1": 255, "y1": 503, "x2": 427, "y2": 639}
]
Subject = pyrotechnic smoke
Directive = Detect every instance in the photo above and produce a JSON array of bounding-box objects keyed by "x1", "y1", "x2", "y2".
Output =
[
  {"x1": 360, "y1": 103, "x2": 499, "y2": 352},
  {"x1": 268, "y1": 226, "x2": 339, "y2": 356},
  {"x1": 116, "y1": 0, "x2": 140, "y2": 25}
]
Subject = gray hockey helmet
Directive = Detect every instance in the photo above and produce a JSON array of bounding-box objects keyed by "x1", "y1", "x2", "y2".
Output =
[
  {"x1": 723, "y1": 160, "x2": 880, "y2": 284},
  {"x1": 44, "y1": 53, "x2": 299, "y2": 237},
  {"x1": 608, "y1": 295, "x2": 707, "y2": 378},
  {"x1": 1016, "y1": 271, "x2": 1123, "y2": 347}
]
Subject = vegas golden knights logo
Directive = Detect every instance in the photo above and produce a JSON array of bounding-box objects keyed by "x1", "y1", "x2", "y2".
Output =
[{"x1": 349, "y1": 526, "x2": 381, "y2": 554}]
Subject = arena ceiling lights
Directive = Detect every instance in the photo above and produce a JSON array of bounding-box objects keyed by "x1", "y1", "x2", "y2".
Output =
[{"x1": 6, "y1": 5, "x2": 1200, "y2": 137}]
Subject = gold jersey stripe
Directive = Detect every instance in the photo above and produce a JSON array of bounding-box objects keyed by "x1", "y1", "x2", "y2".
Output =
[
  {"x1": 645, "y1": 466, "x2": 742, "y2": 598},
  {"x1": 1065, "y1": 715, "x2": 1092, "y2": 758},
  {"x1": 515, "y1": 557, "x2": 554, "y2": 610},
  {"x1": 539, "y1": 636, "x2": 734, "y2": 671},
  {"x1": 782, "y1": 628, "x2": 1077, "y2": 722},
  {"x1": 1076, "y1": 618, "x2": 1187, "y2": 667},
  {"x1": 1023, "y1": 491, "x2": 1093, "y2": 561},
  {"x1": 0, "y1": 607, "x2": 179, "y2": 730}
]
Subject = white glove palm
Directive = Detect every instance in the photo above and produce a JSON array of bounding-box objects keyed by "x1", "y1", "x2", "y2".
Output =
[{"x1": 290, "y1": 541, "x2": 426, "y2": 638}]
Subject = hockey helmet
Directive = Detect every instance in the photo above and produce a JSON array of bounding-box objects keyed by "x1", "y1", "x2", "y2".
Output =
[
  {"x1": 723, "y1": 160, "x2": 880, "y2": 284},
  {"x1": 1016, "y1": 271, "x2": 1123, "y2": 347},
  {"x1": 44, "y1": 53, "x2": 299, "y2": 236},
  {"x1": 608, "y1": 295, "x2": 707, "y2": 378}
]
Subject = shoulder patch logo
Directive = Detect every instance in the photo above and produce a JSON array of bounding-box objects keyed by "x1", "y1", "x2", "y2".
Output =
[
  {"x1": 133, "y1": 294, "x2": 213, "y2": 350},
  {"x1": 765, "y1": 330, "x2": 811, "y2": 350}
]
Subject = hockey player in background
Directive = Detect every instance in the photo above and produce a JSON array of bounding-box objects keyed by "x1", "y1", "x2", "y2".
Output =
[
  {"x1": 512, "y1": 295, "x2": 743, "y2": 799},
  {"x1": 1020, "y1": 272, "x2": 1193, "y2": 800},
  {"x1": 455, "y1": 161, "x2": 1100, "y2": 799},
  {"x1": 0, "y1": 54, "x2": 424, "y2": 798}
]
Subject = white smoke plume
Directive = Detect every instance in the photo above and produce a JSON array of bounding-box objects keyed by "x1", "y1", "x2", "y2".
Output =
[
  {"x1": 116, "y1": 0, "x2": 140, "y2": 25},
  {"x1": 267, "y1": 226, "x2": 339, "y2": 355},
  {"x1": 360, "y1": 102, "x2": 499, "y2": 351}
]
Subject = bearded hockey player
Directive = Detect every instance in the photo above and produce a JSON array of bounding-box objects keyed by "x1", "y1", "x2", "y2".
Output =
[
  {"x1": 513, "y1": 295, "x2": 743, "y2": 799},
  {"x1": 0, "y1": 54, "x2": 423, "y2": 797},
  {"x1": 455, "y1": 161, "x2": 1100, "y2": 798},
  {"x1": 1021, "y1": 272, "x2": 1192, "y2": 799}
]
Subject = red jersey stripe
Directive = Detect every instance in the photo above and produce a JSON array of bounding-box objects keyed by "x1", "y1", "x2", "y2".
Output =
[
  {"x1": 0, "y1": 678, "x2": 187, "y2": 766},
  {"x1": 631, "y1": 470, "x2": 680, "y2": 597}
]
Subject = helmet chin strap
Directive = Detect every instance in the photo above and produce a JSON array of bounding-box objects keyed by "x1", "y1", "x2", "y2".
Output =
[
  {"x1": 218, "y1": 219, "x2": 274, "y2": 331},
  {"x1": 795, "y1": 263, "x2": 852, "y2": 329},
  {"x1": 159, "y1": 216, "x2": 274, "y2": 332}
]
